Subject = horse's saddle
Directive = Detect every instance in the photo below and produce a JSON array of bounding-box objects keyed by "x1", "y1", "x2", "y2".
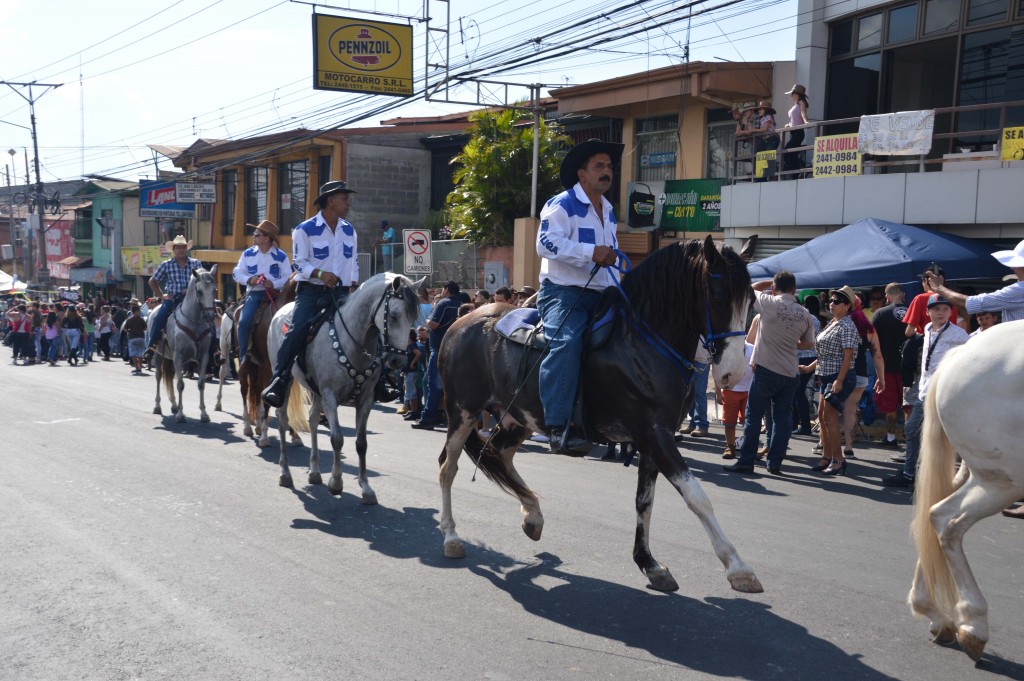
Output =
[{"x1": 494, "y1": 305, "x2": 618, "y2": 353}]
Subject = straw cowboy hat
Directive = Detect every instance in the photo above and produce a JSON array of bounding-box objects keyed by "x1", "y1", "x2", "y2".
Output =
[
  {"x1": 313, "y1": 180, "x2": 357, "y2": 208},
  {"x1": 785, "y1": 84, "x2": 807, "y2": 96},
  {"x1": 559, "y1": 138, "x2": 625, "y2": 190},
  {"x1": 754, "y1": 100, "x2": 776, "y2": 115},
  {"x1": 247, "y1": 219, "x2": 280, "y2": 244},
  {"x1": 992, "y1": 239, "x2": 1024, "y2": 268},
  {"x1": 828, "y1": 285, "x2": 857, "y2": 306},
  {"x1": 164, "y1": 234, "x2": 194, "y2": 251}
]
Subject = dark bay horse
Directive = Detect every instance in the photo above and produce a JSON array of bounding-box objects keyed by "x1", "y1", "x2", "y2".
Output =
[{"x1": 436, "y1": 236, "x2": 763, "y2": 593}]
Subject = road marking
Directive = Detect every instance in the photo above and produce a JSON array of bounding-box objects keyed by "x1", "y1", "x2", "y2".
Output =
[{"x1": 33, "y1": 418, "x2": 83, "y2": 425}]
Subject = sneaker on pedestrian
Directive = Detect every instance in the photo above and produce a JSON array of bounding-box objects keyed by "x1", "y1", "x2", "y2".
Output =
[
  {"x1": 880, "y1": 437, "x2": 901, "y2": 447},
  {"x1": 689, "y1": 427, "x2": 708, "y2": 437},
  {"x1": 722, "y1": 445, "x2": 737, "y2": 460},
  {"x1": 882, "y1": 471, "x2": 915, "y2": 487},
  {"x1": 529, "y1": 433, "x2": 550, "y2": 443},
  {"x1": 397, "y1": 406, "x2": 410, "y2": 415}
]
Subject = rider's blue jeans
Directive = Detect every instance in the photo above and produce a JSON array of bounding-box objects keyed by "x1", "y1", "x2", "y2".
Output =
[
  {"x1": 237, "y1": 289, "x2": 268, "y2": 360},
  {"x1": 272, "y1": 284, "x2": 347, "y2": 378},
  {"x1": 146, "y1": 298, "x2": 177, "y2": 347},
  {"x1": 537, "y1": 280, "x2": 603, "y2": 430}
]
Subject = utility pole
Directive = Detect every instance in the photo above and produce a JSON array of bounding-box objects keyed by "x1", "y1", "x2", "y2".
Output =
[{"x1": 2, "y1": 81, "x2": 63, "y2": 284}]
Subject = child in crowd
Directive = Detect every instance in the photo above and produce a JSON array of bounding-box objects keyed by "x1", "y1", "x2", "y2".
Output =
[{"x1": 715, "y1": 341, "x2": 755, "y2": 459}]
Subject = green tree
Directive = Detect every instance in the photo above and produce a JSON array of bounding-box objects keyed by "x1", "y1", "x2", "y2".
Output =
[{"x1": 447, "y1": 108, "x2": 570, "y2": 246}]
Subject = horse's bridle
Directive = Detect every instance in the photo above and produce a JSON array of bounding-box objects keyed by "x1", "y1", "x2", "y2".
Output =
[
  {"x1": 172, "y1": 273, "x2": 215, "y2": 342},
  {"x1": 325, "y1": 283, "x2": 403, "y2": 400}
]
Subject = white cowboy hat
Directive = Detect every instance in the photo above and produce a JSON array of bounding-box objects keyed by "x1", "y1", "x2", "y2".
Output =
[
  {"x1": 164, "y1": 234, "x2": 194, "y2": 251},
  {"x1": 992, "y1": 239, "x2": 1024, "y2": 268}
]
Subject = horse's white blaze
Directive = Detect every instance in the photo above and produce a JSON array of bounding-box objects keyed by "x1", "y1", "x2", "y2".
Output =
[{"x1": 712, "y1": 303, "x2": 750, "y2": 390}]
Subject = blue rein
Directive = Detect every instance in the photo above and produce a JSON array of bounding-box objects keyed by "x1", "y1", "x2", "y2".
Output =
[{"x1": 604, "y1": 248, "x2": 745, "y2": 380}]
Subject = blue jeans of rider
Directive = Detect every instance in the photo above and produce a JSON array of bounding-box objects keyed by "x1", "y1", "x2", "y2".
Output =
[
  {"x1": 687, "y1": 361, "x2": 710, "y2": 430},
  {"x1": 901, "y1": 386, "x2": 924, "y2": 478},
  {"x1": 146, "y1": 298, "x2": 177, "y2": 347},
  {"x1": 272, "y1": 285, "x2": 344, "y2": 377},
  {"x1": 537, "y1": 281, "x2": 602, "y2": 430},
  {"x1": 736, "y1": 366, "x2": 800, "y2": 468},
  {"x1": 419, "y1": 348, "x2": 443, "y2": 425},
  {"x1": 236, "y1": 289, "x2": 267, "y2": 360}
]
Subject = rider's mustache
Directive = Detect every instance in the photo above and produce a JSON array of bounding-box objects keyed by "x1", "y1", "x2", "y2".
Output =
[{"x1": 598, "y1": 175, "x2": 611, "y2": 183}]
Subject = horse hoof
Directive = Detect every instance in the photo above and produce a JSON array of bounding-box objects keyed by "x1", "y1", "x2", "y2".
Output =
[
  {"x1": 328, "y1": 480, "x2": 343, "y2": 496},
  {"x1": 361, "y1": 492, "x2": 378, "y2": 505},
  {"x1": 214, "y1": 402, "x2": 222, "y2": 411},
  {"x1": 201, "y1": 414, "x2": 210, "y2": 423},
  {"x1": 522, "y1": 521, "x2": 543, "y2": 541},
  {"x1": 957, "y1": 627, "x2": 986, "y2": 661},
  {"x1": 279, "y1": 475, "x2": 294, "y2": 489},
  {"x1": 931, "y1": 624, "x2": 957, "y2": 645},
  {"x1": 175, "y1": 414, "x2": 186, "y2": 424},
  {"x1": 153, "y1": 407, "x2": 162, "y2": 415},
  {"x1": 444, "y1": 540, "x2": 466, "y2": 559},
  {"x1": 308, "y1": 472, "x2": 323, "y2": 486},
  {"x1": 728, "y1": 573, "x2": 765, "y2": 594},
  {"x1": 290, "y1": 436, "x2": 303, "y2": 447},
  {"x1": 645, "y1": 567, "x2": 680, "y2": 592},
  {"x1": 258, "y1": 438, "x2": 269, "y2": 448},
  {"x1": 243, "y1": 426, "x2": 254, "y2": 437}
]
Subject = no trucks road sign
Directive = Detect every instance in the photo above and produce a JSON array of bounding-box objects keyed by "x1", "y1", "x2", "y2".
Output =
[{"x1": 404, "y1": 229, "x2": 432, "y2": 275}]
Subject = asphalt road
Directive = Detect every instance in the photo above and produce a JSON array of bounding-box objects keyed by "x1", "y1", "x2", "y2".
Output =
[{"x1": 1, "y1": 356, "x2": 1022, "y2": 681}]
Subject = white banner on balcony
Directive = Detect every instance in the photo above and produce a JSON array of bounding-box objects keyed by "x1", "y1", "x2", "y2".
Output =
[{"x1": 858, "y1": 110, "x2": 935, "y2": 155}]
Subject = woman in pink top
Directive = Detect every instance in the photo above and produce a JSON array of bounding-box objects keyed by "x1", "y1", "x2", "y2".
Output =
[
  {"x1": 782, "y1": 84, "x2": 810, "y2": 174},
  {"x1": 43, "y1": 310, "x2": 61, "y2": 366}
]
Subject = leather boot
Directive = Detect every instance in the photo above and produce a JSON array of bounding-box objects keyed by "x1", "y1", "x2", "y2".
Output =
[{"x1": 262, "y1": 373, "x2": 291, "y2": 408}]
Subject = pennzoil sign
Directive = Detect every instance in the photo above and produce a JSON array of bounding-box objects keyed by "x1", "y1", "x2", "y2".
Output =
[{"x1": 313, "y1": 14, "x2": 413, "y2": 97}]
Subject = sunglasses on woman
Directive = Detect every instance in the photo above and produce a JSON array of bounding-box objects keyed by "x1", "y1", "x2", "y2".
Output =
[{"x1": 829, "y1": 297, "x2": 848, "y2": 305}]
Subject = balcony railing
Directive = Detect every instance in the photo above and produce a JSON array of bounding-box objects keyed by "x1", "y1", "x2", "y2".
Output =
[{"x1": 730, "y1": 100, "x2": 1024, "y2": 183}]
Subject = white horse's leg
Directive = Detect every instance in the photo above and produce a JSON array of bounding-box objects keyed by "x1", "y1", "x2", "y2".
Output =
[
  {"x1": 319, "y1": 392, "x2": 345, "y2": 495},
  {"x1": 352, "y1": 393, "x2": 376, "y2": 505},
  {"x1": 930, "y1": 475, "x2": 1023, "y2": 660},
  {"x1": 909, "y1": 558, "x2": 957, "y2": 644},
  {"x1": 197, "y1": 359, "x2": 209, "y2": 423},
  {"x1": 439, "y1": 417, "x2": 475, "y2": 559},
  {"x1": 307, "y1": 394, "x2": 325, "y2": 488},
  {"x1": 257, "y1": 402, "x2": 271, "y2": 448},
  {"x1": 153, "y1": 356, "x2": 163, "y2": 415},
  {"x1": 648, "y1": 426, "x2": 762, "y2": 593},
  {"x1": 275, "y1": 399, "x2": 293, "y2": 488},
  {"x1": 215, "y1": 358, "x2": 227, "y2": 411},
  {"x1": 175, "y1": 364, "x2": 186, "y2": 423}
]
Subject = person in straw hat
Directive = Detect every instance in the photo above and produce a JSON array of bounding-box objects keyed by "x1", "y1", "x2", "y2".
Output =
[
  {"x1": 147, "y1": 234, "x2": 202, "y2": 352},
  {"x1": 534, "y1": 138, "x2": 622, "y2": 453},
  {"x1": 262, "y1": 180, "x2": 359, "y2": 408},
  {"x1": 925, "y1": 238, "x2": 1024, "y2": 324},
  {"x1": 231, "y1": 219, "x2": 291, "y2": 367}
]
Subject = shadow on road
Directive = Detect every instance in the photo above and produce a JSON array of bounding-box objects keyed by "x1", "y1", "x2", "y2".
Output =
[{"x1": 152, "y1": 417, "x2": 247, "y2": 444}]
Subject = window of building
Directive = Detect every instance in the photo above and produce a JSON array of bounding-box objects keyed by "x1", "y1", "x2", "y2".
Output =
[
  {"x1": 859, "y1": 13, "x2": 884, "y2": 49},
  {"x1": 957, "y1": 25, "x2": 1024, "y2": 145},
  {"x1": 244, "y1": 167, "x2": 268, "y2": 227},
  {"x1": 635, "y1": 115, "x2": 678, "y2": 183},
  {"x1": 144, "y1": 220, "x2": 161, "y2": 246},
  {"x1": 967, "y1": 0, "x2": 1009, "y2": 26},
  {"x1": 827, "y1": 54, "x2": 883, "y2": 126},
  {"x1": 888, "y1": 5, "x2": 919, "y2": 43},
  {"x1": 318, "y1": 154, "x2": 333, "y2": 188},
  {"x1": 925, "y1": 0, "x2": 961, "y2": 33},
  {"x1": 706, "y1": 109, "x2": 737, "y2": 179},
  {"x1": 277, "y1": 160, "x2": 309, "y2": 233},
  {"x1": 74, "y1": 207, "x2": 92, "y2": 240},
  {"x1": 221, "y1": 170, "x2": 237, "y2": 236},
  {"x1": 99, "y1": 208, "x2": 113, "y2": 250},
  {"x1": 832, "y1": 20, "x2": 854, "y2": 56}
]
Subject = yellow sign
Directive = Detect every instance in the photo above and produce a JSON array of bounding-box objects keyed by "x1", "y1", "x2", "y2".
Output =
[
  {"x1": 1001, "y1": 127, "x2": 1024, "y2": 161},
  {"x1": 121, "y1": 246, "x2": 164, "y2": 276},
  {"x1": 755, "y1": 150, "x2": 776, "y2": 179},
  {"x1": 813, "y1": 134, "x2": 862, "y2": 178},
  {"x1": 313, "y1": 14, "x2": 413, "y2": 97}
]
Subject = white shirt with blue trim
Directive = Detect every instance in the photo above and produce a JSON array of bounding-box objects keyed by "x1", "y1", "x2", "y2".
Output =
[
  {"x1": 232, "y1": 245, "x2": 291, "y2": 291},
  {"x1": 964, "y1": 281, "x2": 1024, "y2": 323},
  {"x1": 292, "y1": 211, "x2": 359, "y2": 286},
  {"x1": 536, "y1": 183, "x2": 618, "y2": 290}
]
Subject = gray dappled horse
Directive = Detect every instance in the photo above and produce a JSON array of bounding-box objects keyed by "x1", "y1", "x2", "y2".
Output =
[
  {"x1": 267, "y1": 272, "x2": 424, "y2": 500},
  {"x1": 435, "y1": 237, "x2": 764, "y2": 594},
  {"x1": 149, "y1": 265, "x2": 217, "y2": 423}
]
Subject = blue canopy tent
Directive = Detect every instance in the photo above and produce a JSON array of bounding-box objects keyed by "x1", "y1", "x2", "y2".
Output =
[{"x1": 746, "y1": 218, "x2": 1007, "y2": 289}]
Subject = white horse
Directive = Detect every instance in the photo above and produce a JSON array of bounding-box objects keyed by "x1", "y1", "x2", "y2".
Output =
[
  {"x1": 214, "y1": 311, "x2": 233, "y2": 413},
  {"x1": 268, "y1": 272, "x2": 425, "y2": 500},
  {"x1": 149, "y1": 265, "x2": 218, "y2": 423},
  {"x1": 909, "y1": 320, "x2": 1024, "y2": 661}
]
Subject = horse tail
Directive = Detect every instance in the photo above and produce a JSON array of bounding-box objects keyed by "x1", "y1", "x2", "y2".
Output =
[
  {"x1": 285, "y1": 381, "x2": 310, "y2": 432},
  {"x1": 457, "y1": 427, "x2": 534, "y2": 499},
  {"x1": 160, "y1": 357, "x2": 175, "y2": 398},
  {"x1": 243, "y1": 363, "x2": 262, "y2": 426},
  {"x1": 909, "y1": 370, "x2": 958, "y2": 624}
]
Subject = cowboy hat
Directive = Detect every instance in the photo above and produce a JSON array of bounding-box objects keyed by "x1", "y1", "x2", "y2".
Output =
[
  {"x1": 785, "y1": 84, "x2": 807, "y2": 96},
  {"x1": 828, "y1": 285, "x2": 857, "y2": 306},
  {"x1": 314, "y1": 180, "x2": 356, "y2": 207},
  {"x1": 247, "y1": 219, "x2": 280, "y2": 244},
  {"x1": 755, "y1": 100, "x2": 776, "y2": 115},
  {"x1": 559, "y1": 138, "x2": 624, "y2": 190},
  {"x1": 992, "y1": 239, "x2": 1024, "y2": 268},
  {"x1": 164, "y1": 234, "x2": 194, "y2": 251}
]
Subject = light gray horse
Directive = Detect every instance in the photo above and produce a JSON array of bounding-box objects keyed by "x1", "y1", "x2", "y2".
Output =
[
  {"x1": 149, "y1": 265, "x2": 218, "y2": 423},
  {"x1": 267, "y1": 272, "x2": 425, "y2": 500}
]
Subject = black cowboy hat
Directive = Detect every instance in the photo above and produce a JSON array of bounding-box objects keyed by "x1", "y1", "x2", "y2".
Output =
[
  {"x1": 314, "y1": 180, "x2": 357, "y2": 207},
  {"x1": 559, "y1": 138, "x2": 624, "y2": 190}
]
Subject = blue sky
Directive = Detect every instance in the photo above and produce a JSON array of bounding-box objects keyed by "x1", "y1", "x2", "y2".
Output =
[{"x1": 0, "y1": 0, "x2": 796, "y2": 183}]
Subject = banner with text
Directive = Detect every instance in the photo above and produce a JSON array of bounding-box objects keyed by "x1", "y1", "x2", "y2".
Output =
[
  {"x1": 313, "y1": 14, "x2": 413, "y2": 96},
  {"x1": 1001, "y1": 126, "x2": 1024, "y2": 161},
  {"x1": 858, "y1": 110, "x2": 934, "y2": 155},
  {"x1": 754, "y1": 151, "x2": 776, "y2": 180},
  {"x1": 658, "y1": 179, "x2": 725, "y2": 232},
  {"x1": 139, "y1": 180, "x2": 195, "y2": 218},
  {"x1": 121, "y1": 246, "x2": 165, "y2": 276},
  {"x1": 813, "y1": 134, "x2": 862, "y2": 178}
]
